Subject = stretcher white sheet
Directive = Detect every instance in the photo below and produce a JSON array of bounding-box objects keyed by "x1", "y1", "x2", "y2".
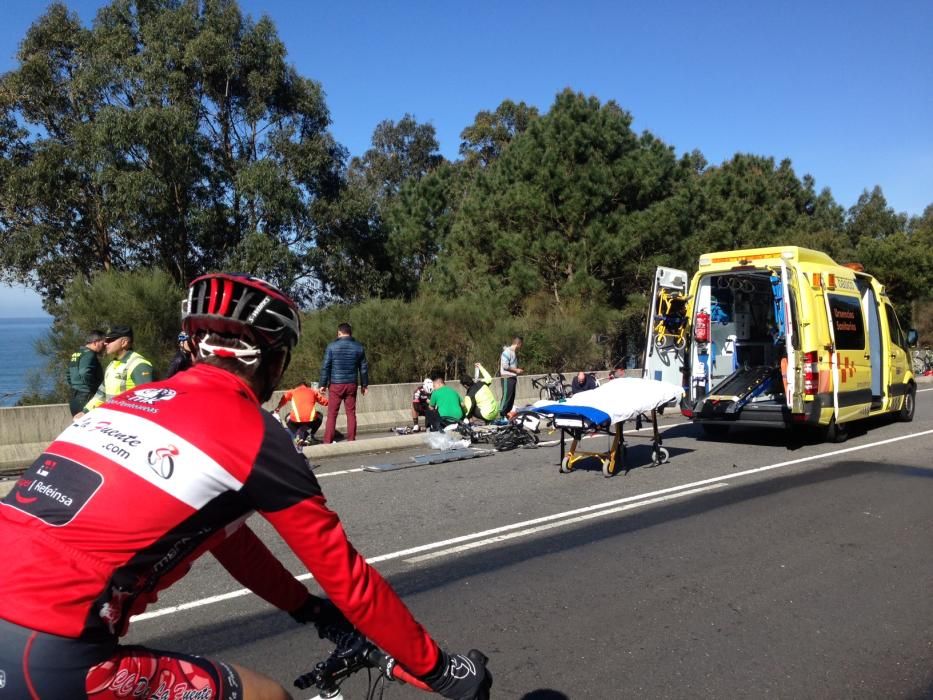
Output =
[{"x1": 535, "y1": 377, "x2": 683, "y2": 427}]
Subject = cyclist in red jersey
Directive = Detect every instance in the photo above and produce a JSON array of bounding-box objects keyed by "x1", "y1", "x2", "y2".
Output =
[{"x1": 0, "y1": 273, "x2": 491, "y2": 700}]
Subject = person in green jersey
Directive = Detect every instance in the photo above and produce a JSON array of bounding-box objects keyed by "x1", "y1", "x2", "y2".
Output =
[{"x1": 426, "y1": 372, "x2": 464, "y2": 431}]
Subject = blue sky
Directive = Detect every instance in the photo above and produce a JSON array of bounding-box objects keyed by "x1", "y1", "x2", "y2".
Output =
[{"x1": 2, "y1": 0, "x2": 931, "y2": 316}]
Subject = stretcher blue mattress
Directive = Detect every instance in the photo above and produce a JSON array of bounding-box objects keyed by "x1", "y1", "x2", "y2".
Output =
[{"x1": 536, "y1": 403, "x2": 611, "y2": 427}]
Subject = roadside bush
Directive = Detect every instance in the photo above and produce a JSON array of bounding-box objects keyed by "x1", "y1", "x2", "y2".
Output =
[{"x1": 36, "y1": 270, "x2": 185, "y2": 399}]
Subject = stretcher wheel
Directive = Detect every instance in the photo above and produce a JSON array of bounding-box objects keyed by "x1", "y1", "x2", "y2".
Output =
[
  {"x1": 560, "y1": 455, "x2": 573, "y2": 473},
  {"x1": 652, "y1": 447, "x2": 670, "y2": 465},
  {"x1": 655, "y1": 334, "x2": 666, "y2": 348},
  {"x1": 675, "y1": 335, "x2": 686, "y2": 349},
  {"x1": 602, "y1": 458, "x2": 615, "y2": 478}
]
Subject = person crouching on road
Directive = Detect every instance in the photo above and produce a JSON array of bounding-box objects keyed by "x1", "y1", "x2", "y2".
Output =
[
  {"x1": 276, "y1": 380, "x2": 328, "y2": 445},
  {"x1": 461, "y1": 363, "x2": 500, "y2": 423},
  {"x1": 426, "y1": 373, "x2": 464, "y2": 431},
  {"x1": 411, "y1": 378, "x2": 434, "y2": 432}
]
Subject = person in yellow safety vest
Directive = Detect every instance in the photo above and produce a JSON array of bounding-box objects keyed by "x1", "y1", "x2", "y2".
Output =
[
  {"x1": 275, "y1": 381, "x2": 329, "y2": 445},
  {"x1": 76, "y1": 326, "x2": 154, "y2": 418},
  {"x1": 461, "y1": 362, "x2": 500, "y2": 423}
]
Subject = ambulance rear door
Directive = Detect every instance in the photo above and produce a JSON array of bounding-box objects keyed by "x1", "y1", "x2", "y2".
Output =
[
  {"x1": 643, "y1": 266, "x2": 690, "y2": 389},
  {"x1": 778, "y1": 259, "x2": 803, "y2": 412}
]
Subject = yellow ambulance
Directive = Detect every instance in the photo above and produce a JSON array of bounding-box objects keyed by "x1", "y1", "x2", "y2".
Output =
[{"x1": 643, "y1": 246, "x2": 918, "y2": 441}]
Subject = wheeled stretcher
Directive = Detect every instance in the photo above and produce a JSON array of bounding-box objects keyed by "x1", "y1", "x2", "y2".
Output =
[{"x1": 522, "y1": 377, "x2": 684, "y2": 477}]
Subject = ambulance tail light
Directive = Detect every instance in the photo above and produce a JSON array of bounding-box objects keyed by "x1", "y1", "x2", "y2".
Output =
[{"x1": 803, "y1": 351, "x2": 819, "y2": 395}]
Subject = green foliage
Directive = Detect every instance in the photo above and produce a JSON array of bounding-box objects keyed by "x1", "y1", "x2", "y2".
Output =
[
  {"x1": 0, "y1": 0, "x2": 343, "y2": 305},
  {"x1": 314, "y1": 114, "x2": 444, "y2": 301},
  {"x1": 37, "y1": 269, "x2": 185, "y2": 399},
  {"x1": 2, "y1": 1, "x2": 930, "y2": 399},
  {"x1": 432, "y1": 90, "x2": 686, "y2": 312},
  {"x1": 284, "y1": 292, "x2": 618, "y2": 385},
  {"x1": 459, "y1": 99, "x2": 539, "y2": 168}
]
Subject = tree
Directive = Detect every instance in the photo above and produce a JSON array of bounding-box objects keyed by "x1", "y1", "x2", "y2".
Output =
[
  {"x1": 683, "y1": 155, "x2": 846, "y2": 261},
  {"x1": 316, "y1": 114, "x2": 443, "y2": 301},
  {"x1": 459, "y1": 99, "x2": 539, "y2": 168},
  {"x1": 431, "y1": 89, "x2": 685, "y2": 312},
  {"x1": 36, "y1": 268, "x2": 185, "y2": 402},
  {"x1": 845, "y1": 186, "x2": 907, "y2": 245},
  {"x1": 0, "y1": 0, "x2": 343, "y2": 307}
]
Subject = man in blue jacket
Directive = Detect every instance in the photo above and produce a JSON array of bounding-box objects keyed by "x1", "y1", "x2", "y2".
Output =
[{"x1": 319, "y1": 322, "x2": 369, "y2": 442}]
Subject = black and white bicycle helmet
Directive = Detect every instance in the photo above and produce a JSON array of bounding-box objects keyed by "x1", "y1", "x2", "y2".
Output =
[{"x1": 183, "y1": 273, "x2": 301, "y2": 354}]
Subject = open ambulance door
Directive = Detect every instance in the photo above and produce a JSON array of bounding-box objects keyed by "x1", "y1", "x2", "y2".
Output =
[
  {"x1": 643, "y1": 266, "x2": 690, "y2": 389},
  {"x1": 778, "y1": 259, "x2": 804, "y2": 413}
]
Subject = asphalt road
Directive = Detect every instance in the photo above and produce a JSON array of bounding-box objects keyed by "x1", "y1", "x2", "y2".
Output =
[{"x1": 127, "y1": 388, "x2": 933, "y2": 699}]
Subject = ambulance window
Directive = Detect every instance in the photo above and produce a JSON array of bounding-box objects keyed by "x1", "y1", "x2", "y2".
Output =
[
  {"x1": 885, "y1": 304, "x2": 906, "y2": 349},
  {"x1": 827, "y1": 294, "x2": 865, "y2": 350}
]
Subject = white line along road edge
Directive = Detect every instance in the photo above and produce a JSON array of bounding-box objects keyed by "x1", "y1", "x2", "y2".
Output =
[{"x1": 132, "y1": 427, "x2": 933, "y2": 623}]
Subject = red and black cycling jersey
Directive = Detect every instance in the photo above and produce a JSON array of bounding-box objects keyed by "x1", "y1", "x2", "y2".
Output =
[{"x1": 0, "y1": 363, "x2": 439, "y2": 677}]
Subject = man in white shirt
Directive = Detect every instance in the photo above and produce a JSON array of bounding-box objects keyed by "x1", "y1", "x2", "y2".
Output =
[{"x1": 498, "y1": 335, "x2": 524, "y2": 417}]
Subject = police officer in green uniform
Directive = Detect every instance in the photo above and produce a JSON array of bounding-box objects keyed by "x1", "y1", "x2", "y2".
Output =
[
  {"x1": 76, "y1": 325, "x2": 154, "y2": 417},
  {"x1": 67, "y1": 330, "x2": 106, "y2": 416}
]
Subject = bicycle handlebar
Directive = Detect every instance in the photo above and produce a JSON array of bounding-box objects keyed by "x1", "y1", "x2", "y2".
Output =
[{"x1": 295, "y1": 630, "x2": 431, "y2": 695}]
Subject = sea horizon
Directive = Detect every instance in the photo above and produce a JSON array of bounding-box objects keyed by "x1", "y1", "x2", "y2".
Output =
[{"x1": 0, "y1": 316, "x2": 55, "y2": 407}]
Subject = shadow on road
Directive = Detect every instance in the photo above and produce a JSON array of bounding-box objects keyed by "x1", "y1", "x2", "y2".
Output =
[{"x1": 140, "y1": 457, "x2": 932, "y2": 656}]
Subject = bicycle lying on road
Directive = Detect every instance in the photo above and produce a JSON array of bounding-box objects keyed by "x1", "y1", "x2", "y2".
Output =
[
  {"x1": 297, "y1": 628, "x2": 488, "y2": 700},
  {"x1": 531, "y1": 372, "x2": 571, "y2": 401},
  {"x1": 456, "y1": 417, "x2": 540, "y2": 451}
]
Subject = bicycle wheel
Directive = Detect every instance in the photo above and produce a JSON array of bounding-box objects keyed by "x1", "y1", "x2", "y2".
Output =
[{"x1": 539, "y1": 387, "x2": 551, "y2": 401}]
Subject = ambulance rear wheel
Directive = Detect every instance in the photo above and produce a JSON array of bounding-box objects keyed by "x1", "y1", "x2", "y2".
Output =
[
  {"x1": 822, "y1": 416, "x2": 848, "y2": 444},
  {"x1": 701, "y1": 423, "x2": 730, "y2": 438},
  {"x1": 898, "y1": 385, "x2": 915, "y2": 422}
]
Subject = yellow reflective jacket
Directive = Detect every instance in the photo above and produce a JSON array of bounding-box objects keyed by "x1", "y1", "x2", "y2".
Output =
[{"x1": 84, "y1": 350, "x2": 154, "y2": 411}]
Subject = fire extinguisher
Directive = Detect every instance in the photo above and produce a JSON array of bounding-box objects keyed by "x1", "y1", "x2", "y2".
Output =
[{"x1": 695, "y1": 308, "x2": 710, "y2": 343}]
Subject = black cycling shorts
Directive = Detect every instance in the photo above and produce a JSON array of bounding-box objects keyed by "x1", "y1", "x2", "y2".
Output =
[{"x1": 0, "y1": 618, "x2": 243, "y2": 699}]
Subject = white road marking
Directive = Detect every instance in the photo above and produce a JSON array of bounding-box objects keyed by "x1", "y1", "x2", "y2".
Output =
[
  {"x1": 132, "y1": 427, "x2": 933, "y2": 623},
  {"x1": 316, "y1": 468, "x2": 364, "y2": 477},
  {"x1": 918, "y1": 387, "x2": 933, "y2": 393},
  {"x1": 403, "y1": 484, "x2": 725, "y2": 563}
]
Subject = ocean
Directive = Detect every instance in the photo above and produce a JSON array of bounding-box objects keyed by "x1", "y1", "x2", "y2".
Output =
[{"x1": 0, "y1": 317, "x2": 54, "y2": 407}]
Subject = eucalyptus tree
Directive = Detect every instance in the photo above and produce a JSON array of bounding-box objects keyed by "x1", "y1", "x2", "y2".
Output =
[{"x1": 0, "y1": 0, "x2": 343, "y2": 307}]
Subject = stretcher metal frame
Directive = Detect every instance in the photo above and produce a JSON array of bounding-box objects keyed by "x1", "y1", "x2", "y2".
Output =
[{"x1": 522, "y1": 405, "x2": 670, "y2": 478}]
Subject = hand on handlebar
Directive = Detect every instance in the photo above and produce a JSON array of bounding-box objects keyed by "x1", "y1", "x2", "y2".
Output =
[
  {"x1": 289, "y1": 594, "x2": 354, "y2": 641},
  {"x1": 423, "y1": 649, "x2": 492, "y2": 700}
]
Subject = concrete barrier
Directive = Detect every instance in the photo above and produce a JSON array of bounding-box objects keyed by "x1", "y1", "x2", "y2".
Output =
[
  {"x1": 2, "y1": 371, "x2": 930, "y2": 480},
  {"x1": 0, "y1": 403, "x2": 74, "y2": 473},
  {"x1": 0, "y1": 374, "x2": 548, "y2": 472},
  {"x1": 266, "y1": 375, "x2": 543, "y2": 434}
]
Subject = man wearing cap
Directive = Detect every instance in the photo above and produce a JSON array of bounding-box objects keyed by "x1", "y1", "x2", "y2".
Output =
[
  {"x1": 166, "y1": 331, "x2": 194, "y2": 378},
  {"x1": 67, "y1": 330, "x2": 106, "y2": 416},
  {"x1": 77, "y1": 325, "x2": 154, "y2": 417}
]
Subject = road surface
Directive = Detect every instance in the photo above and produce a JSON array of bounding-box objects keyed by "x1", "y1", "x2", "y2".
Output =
[{"x1": 127, "y1": 388, "x2": 933, "y2": 699}]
